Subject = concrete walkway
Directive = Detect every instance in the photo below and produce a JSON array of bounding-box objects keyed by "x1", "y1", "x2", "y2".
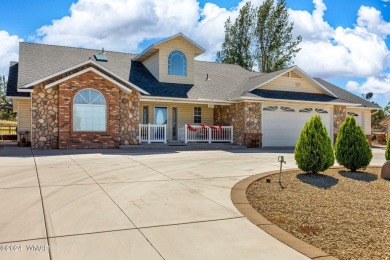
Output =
[{"x1": 0, "y1": 147, "x2": 385, "y2": 260}]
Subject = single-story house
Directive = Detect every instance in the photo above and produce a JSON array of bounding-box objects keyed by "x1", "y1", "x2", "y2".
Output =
[{"x1": 6, "y1": 33, "x2": 380, "y2": 149}]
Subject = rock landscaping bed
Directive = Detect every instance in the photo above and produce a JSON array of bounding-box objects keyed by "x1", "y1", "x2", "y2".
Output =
[{"x1": 247, "y1": 167, "x2": 390, "y2": 260}]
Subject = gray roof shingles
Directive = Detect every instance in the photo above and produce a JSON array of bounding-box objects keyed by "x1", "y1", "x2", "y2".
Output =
[
  {"x1": 6, "y1": 62, "x2": 30, "y2": 97},
  {"x1": 7, "y1": 42, "x2": 380, "y2": 108}
]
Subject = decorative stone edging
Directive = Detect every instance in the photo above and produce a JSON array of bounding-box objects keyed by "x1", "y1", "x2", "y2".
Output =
[{"x1": 231, "y1": 169, "x2": 338, "y2": 260}]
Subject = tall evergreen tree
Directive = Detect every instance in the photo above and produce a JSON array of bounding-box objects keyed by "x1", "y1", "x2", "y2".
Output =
[
  {"x1": 216, "y1": 2, "x2": 255, "y2": 70},
  {"x1": 0, "y1": 76, "x2": 15, "y2": 121},
  {"x1": 255, "y1": 0, "x2": 302, "y2": 72},
  {"x1": 216, "y1": 0, "x2": 302, "y2": 73}
]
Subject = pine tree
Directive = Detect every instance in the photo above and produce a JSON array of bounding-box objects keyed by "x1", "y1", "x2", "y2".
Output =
[
  {"x1": 216, "y1": 0, "x2": 301, "y2": 73},
  {"x1": 0, "y1": 76, "x2": 15, "y2": 121},
  {"x1": 216, "y1": 2, "x2": 255, "y2": 70},
  {"x1": 254, "y1": 0, "x2": 302, "y2": 72},
  {"x1": 294, "y1": 115, "x2": 334, "y2": 173},
  {"x1": 335, "y1": 117, "x2": 372, "y2": 172}
]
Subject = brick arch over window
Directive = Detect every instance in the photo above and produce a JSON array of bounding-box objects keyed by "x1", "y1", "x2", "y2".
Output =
[{"x1": 168, "y1": 50, "x2": 187, "y2": 76}]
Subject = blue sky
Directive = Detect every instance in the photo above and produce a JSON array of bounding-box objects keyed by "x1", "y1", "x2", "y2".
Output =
[{"x1": 0, "y1": 0, "x2": 389, "y2": 106}]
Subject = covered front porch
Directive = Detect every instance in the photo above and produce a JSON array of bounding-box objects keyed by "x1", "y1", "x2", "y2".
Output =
[
  {"x1": 139, "y1": 124, "x2": 233, "y2": 144},
  {"x1": 138, "y1": 100, "x2": 261, "y2": 147}
]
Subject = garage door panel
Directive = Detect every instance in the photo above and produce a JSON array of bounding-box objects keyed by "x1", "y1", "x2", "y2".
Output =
[{"x1": 262, "y1": 106, "x2": 331, "y2": 147}]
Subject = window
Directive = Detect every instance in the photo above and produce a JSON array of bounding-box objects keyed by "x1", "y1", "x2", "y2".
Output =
[
  {"x1": 299, "y1": 108, "x2": 313, "y2": 113},
  {"x1": 168, "y1": 50, "x2": 187, "y2": 76},
  {"x1": 142, "y1": 106, "x2": 149, "y2": 124},
  {"x1": 315, "y1": 108, "x2": 328, "y2": 114},
  {"x1": 263, "y1": 106, "x2": 278, "y2": 111},
  {"x1": 281, "y1": 106, "x2": 295, "y2": 112},
  {"x1": 348, "y1": 112, "x2": 359, "y2": 117},
  {"x1": 73, "y1": 89, "x2": 106, "y2": 132},
  {"x1": 194, "y1": 107, "x2": 202, "y2": 124}
]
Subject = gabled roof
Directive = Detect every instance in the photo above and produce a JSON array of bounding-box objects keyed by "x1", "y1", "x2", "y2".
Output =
[
  {"x1": 7, "y1": 40, "x2": 381, "y2": 109},
  {"x1": 314, "y1": 78, "x2": 381, "y2": 109},
  {"x1": 133, "y1": 33, "x2": 206, "y2": 62},
  {"x1": 17, "y1": 42, "x2": 138, "y2": 89},
  {"x1": 245, "y1": 66, "x2": 337, "y2": 97},
  {"x1": 6, "y1": 62, "x2": 30, "y2": 98}
]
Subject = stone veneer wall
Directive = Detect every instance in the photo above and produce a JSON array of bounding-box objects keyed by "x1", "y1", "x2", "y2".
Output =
[
  {"x1": 333, "y1": 105, "x2": 346, "y2": 142},
  {"x1": 215, "y1": 102, "x2": 261, "y2": 147},
  {"x1": 119, "y1": 91, "x2": 140, "y2": 145},
  {"x1": 31, "y1": 84, "x2": 59, "y2": 149},
  {"x1": 57, "y1": 70, "x2": 138, "y2": 149}
]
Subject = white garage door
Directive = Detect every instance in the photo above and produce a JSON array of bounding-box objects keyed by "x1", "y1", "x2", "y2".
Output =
[{"x1": 262, "y1": 105, "x2": 331, "y2": 147}]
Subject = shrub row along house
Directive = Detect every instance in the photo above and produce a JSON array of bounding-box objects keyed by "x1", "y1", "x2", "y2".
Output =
[{"x1": 6, "y1": 33, "x2": 379, "y2": 149}]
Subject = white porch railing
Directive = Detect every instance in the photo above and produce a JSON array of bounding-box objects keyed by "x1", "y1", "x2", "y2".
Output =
[
  {"x1": 139, "y1": 124, "x2": 167, "y2": 144},
  {"x1": 184, "y1": 124, "x2": 233, "y2": 143}
]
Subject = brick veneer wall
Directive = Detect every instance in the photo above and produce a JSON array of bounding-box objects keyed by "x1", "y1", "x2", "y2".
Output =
[
  {"x1": 215, "y1": 102, "x2": 262, "y2": 147},
  {"x1": 57, "y1": 71, "x2": 136, "y2": 149}
]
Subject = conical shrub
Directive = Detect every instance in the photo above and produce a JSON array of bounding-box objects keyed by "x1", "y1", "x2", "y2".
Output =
[
  {"x1": 294, "y1": 115, "x2": 334, "y2": 173},
  {"x1": 334, "y1": 116, "x2": 372, "y2": 172}
]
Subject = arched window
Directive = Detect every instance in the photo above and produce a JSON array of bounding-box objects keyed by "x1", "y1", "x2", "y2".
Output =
[
  {"x1": 168, "y1": 50, "x2": 187, "y2": 76},
  {"x1": 73, "y1": 89, "x2": 106, "y2": 132}
]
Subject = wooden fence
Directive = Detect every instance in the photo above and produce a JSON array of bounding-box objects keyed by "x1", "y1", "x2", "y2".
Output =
[{"x1": 0, "y1": 124, "x2": 17, "y2": 141}]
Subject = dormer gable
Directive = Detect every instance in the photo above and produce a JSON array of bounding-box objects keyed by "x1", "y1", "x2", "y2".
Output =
[{"x1": 133, "y1": 33, "x2": 205, "y2": 85}]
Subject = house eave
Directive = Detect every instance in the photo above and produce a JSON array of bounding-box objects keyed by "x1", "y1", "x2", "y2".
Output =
[
  {"x1": 247, "y1": 66, "x2": 338, "y2": 98},
  {"x1": 18, "y1": 60, "x2": 150, "y2": 95},
  {"x1": 237, "y1": 96, "x2": 359, "y2": 107},
  {"x1": 133, "y1": 32, "x2": 206, "y2": 62},
  {"x1": 140, "y1": 95, "x2": 232, "y2": 105},
  {"x1": 44, "y1": 67, "x2": 132, "y2": 94}
]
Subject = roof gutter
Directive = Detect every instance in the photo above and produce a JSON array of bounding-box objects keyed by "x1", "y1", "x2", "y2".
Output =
[{"x1": 140, "y1": 95, "x2": 232, "y2": 105}]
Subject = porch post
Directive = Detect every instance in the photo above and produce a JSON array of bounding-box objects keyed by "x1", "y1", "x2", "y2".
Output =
[
  {"x1": 185, "y1": 124, "x2": 188, "y2": 144},
  {"x1": 164, "y1": 124, "x2": 167, "y2": 144},
  {"x1": 208, "y1": 126, "x2": 212, "y2": 143},
  {"x1": 139, "y1": 124, "x2": 141, "y2": 144},
  {"x1": 230, "y1": 125, "x2": 234, "y2": 144},
  {"x1": 147, "y1": 123, "x2": 151, "y2": 144}
]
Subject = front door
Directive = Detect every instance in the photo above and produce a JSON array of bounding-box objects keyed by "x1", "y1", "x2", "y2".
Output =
[{"x1": 154, "y1": 107, "x2": 167, "y2": 125}]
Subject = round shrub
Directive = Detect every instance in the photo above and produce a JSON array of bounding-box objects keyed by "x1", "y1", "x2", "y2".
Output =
[
  {"x1": 385, "y1": 137, "x2": 390, "y2": 160},
  {"x1": 334, "y1": 116, "x2": 372, "y2": 172},
  {"x1": 294, "y1": 115, "x2": 334, "y2": 173}
]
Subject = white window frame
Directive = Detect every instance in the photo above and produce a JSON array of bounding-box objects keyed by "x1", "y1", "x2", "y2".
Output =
[{"x1": 73, "y1": 88, "x2": 107, "y2": 132}]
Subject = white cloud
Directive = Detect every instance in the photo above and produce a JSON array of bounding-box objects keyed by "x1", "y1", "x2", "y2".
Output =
[
  {"x1": 35, "y1": 0, "x2": 265, "y2": 60},
  {"x1": 0, "y1": 31, "x2": 22, "y2": 77},
  {"x1": 347, "y1": 74, "x2": 390, "y2": 96},
  {"x1": 290, "y1": 1, "x2": 390, "y2": 79}
]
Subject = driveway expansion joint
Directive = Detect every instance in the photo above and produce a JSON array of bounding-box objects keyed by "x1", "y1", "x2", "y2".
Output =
[
  {"x1": 59, "y1": 151, "x2": 166, "y2": 260},
  {"x1": 31, "y1": 148, "x2": 53, "y2": 260}
]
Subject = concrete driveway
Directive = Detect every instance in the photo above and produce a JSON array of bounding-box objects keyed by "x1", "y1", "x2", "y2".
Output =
[{"x1": 0, "y1": 146, "x2": 385, "y2": 260}]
